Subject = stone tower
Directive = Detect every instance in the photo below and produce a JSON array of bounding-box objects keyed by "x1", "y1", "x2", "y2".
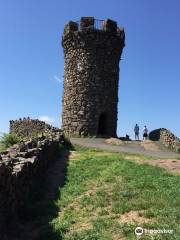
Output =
[{"x1": 62, "y1": 17, "x2": 125, "y2": 137}]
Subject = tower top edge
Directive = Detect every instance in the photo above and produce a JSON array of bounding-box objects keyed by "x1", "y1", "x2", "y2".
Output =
[{"x1": 62, "y1": 17, "x2": 125, "y2": 37}]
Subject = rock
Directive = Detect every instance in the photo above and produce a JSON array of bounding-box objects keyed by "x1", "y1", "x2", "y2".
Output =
[{"x1": 149, "y1": 128, "x2": 180, "y2": 153}]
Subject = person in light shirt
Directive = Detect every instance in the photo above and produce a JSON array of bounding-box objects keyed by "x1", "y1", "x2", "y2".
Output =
[{"x1": 143, "y1": 126, "x2": 148, "y2": 140}]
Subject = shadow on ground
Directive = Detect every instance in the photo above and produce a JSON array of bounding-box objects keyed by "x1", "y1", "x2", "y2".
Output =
[{"x1": 3, "y1": 148, "x2": 71, "y2": 240}]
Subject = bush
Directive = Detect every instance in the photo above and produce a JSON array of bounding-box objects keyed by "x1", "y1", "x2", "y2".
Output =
[{"x1": 0, "y1": 133, "x2": 20, "y2": 150}]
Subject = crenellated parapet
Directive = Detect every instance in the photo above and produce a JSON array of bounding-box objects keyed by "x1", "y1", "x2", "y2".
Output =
[
  {"x1": 63, "y1": 17, "x2": 124, "y2": 34},
  {"x1": 62, "y1": 17, "x2": 125, "y2": 47}
]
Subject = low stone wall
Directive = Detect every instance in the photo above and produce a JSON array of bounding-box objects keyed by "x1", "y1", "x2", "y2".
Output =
[
  {"x1": 149, "y1": 128, "x2": 180, "y2": 152},
  {"x1": 0, "y1": 127, "x2": 66, "y2": 232},
  {"x1": 10, "y1": 118, "x2": 56, "y2": 138}
]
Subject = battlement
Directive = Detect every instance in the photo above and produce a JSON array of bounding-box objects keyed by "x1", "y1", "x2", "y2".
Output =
[{"x1": 63, "y1": 17, "x2": 125, "y2": 40}]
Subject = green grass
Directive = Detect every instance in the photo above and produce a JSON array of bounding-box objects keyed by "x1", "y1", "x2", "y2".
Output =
[
  {"x1": 26, "y1": 146, "x2": 180, "y2": 240},
  {"x1": 48, "y1": 146, "x2": 179, "y2": 240}
]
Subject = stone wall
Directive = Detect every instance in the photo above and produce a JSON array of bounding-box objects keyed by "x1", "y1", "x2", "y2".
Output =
[
  {"x1": 10, "y1": 118, "x2": 55, "y2": 139},
  {"x1": 0, "y1": 126, "x2": 65, "y2": 232},
  {"x1": 62, "y1": 17, "x2": 125, "y2": 137},
  {"x1": 149, "y1": 128, "x2": 180, "y2": 152}
]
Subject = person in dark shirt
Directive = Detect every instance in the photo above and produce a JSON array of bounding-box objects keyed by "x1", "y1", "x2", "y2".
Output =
[{"x1": 134, "y1": 124, "x2": 140, "y2": 140}]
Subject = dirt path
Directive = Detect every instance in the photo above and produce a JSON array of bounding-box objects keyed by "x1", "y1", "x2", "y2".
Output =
[{"x1": 70, "y1": 138, "x2": 180, "y2": 158}]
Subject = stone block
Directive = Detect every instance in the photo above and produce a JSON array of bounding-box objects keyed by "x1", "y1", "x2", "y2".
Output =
[
  {"x1": 80, "y1": 17, "x2": 95, "y2": 30},
  {"x1": 103, "y1": 19, "x2": 117, "y2": 33}
]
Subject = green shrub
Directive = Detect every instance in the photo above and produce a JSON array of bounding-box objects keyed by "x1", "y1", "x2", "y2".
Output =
[
  {"x1": 177, "y1": 147, "x2": 180, "y2": 153},
  {"x1": 0, "y1": 133, "x2": 20, "y2": 150}
]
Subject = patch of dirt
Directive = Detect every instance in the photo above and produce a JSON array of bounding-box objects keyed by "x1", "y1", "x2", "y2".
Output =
[
  {"x1": 95, "y1": 152, "x2": 117, "y2": 156},
  {"x1": 69, "y1": 220, "x2": 92, "y2": 232},
  {"x1": 140, "y1": 140, "x2": 161, "y2": 151},
  {"x1": 123, "y1": 155, "x2": 143, "y2": 161},
  {"x1": 112, "y1": 234, "x2": 126, "y2": 240},
  {"x1": 68, "y1": 210, "x2": 152, "y2": 238},
  {"x1": 68, "y1": 218, "x2": 125, "y2": 240},
  {"x1": 144, "y1": 159, "x2": 180, "y2": 173},
  {"x1": 69, "y1": 150, "x2": 82, "y2": 160},
  {"x1": 118, "y1": 211, "x2": 152, "y2": 224},
  {"x1": 105, "y1": 138, "x2": 124, "y2": 145}
]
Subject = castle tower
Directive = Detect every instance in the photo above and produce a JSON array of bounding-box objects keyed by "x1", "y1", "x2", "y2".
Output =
[{"x1": 61, "y1": 17, "x2": 125, "y2": 137}]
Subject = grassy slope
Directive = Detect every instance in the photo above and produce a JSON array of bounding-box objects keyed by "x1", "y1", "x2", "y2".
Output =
[{"x1": 45, "y1": 146, "x2": 180, "y2": 240}]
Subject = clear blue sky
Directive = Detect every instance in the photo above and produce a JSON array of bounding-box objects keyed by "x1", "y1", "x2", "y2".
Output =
[{"x1": 0, "y1": 0, "x2": 180, "y2": 138}]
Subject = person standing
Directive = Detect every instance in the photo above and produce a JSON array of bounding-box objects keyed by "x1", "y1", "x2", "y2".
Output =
[
  {"x1": 143, "y1": 126, "x2": 148, "y2": 140},
  {"x1": 134, "y1": 124, "x2": 140, "y2": 140}
]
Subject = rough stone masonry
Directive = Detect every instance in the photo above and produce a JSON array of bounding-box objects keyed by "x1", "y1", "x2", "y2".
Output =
[
  {"x1": 149, "y1": 128, "x2": 180, "y2": 152},
  {"x1": 0, "y1": 119, "x2": 65, "y2": 232},
  {"x1": 62, "y1": 17, "x2": 125, "y2": 137}
]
